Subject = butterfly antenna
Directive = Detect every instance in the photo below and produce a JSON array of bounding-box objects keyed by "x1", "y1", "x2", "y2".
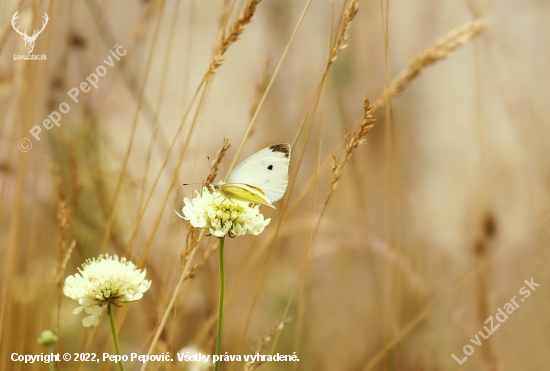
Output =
[{"x1": 206, "y1": 156, "x2": 214, "y2": 188}]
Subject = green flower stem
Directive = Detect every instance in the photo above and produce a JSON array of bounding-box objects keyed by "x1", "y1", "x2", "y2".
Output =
[
  {"x1": 47, "y1": 345, "x2": 57, "y2": 371},
  {"x1": 108, "y1": 303, "x2": 126, "y2": 371},
  {"x1": 214, "y1": 236, "x2": 225, "y2": 371}
]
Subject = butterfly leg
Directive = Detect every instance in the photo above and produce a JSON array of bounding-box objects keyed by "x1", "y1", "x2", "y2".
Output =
[{"x1": 216, "y1": 194, "x2": 236, "y2": 207}]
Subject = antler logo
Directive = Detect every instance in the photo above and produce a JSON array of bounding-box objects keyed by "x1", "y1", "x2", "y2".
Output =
[{"x1": 12, "y1": 11, "x2": 48, "y2": 54}]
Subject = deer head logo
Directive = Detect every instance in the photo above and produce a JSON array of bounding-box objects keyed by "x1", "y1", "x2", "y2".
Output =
[{"x1": 12, "y1": 11, "x2": 48, "y2": 54}]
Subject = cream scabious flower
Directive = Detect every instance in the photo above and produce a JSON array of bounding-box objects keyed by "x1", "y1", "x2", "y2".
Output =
[
  {"x1": 63, "y1": 254, "x2": 151, "y2": 327},
  {"x1": 177, "y1": 188, "x2": 271, "y2": 238}
]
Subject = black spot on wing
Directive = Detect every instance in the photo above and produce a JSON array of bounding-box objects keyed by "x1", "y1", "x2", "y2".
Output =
[{"x1": 268, "y1": 165, "x2": 273, "y2": 170}]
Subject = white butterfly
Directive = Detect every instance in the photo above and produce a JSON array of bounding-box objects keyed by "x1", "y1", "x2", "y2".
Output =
[{"x1": 211, "y1": 143, "x2": 291, "y2": 208}]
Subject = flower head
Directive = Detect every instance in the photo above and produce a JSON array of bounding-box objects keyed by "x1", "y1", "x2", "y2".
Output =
[
  {"x1": 63, "y1": 254, "x2": 151, "y2": 327},
  {"x1": 177, "y1": 188, "x2": 271, "y2": 238},
  {"x1": 37, "y1": 330, "x2": 58, "y2": 346}
]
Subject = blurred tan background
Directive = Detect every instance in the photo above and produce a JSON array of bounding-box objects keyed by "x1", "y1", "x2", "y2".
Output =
[{"x1": 1, "y1": 0, "x2": 550, "y2": 370}]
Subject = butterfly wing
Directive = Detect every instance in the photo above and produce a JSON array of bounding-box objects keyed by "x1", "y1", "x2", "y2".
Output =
[
  {"x1": 226, "y1": 143, "x2": 291, "y2": 202},
  {"x1": 221, "y1": 183, "x2": 274, "y2": 208}
]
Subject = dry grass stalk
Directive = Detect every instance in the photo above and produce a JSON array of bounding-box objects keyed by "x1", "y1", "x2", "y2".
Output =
[
  {"x1": 204, "y1": 137, "x2": 231, "y2": 186},
  {"x1": 288, "y1": 0, "x2": 359, "y2": 180},
  {"x1": 244, "y1": 318, "x2": 292, "y2": 371},
  {"x1": 55, "y1": 240, "x2": 76, "y2": 286},
  {"x1": 226, "y1": 0, "x2": 314, "y2": 175},
  {"x1": 230, "y1": 1, "x2": 359, "y2": 363},
  {"x1": 183, "y1": 138, "x2": 230, "y2": 266},
  {"x1": 474, "y1": 213, "x2": 499, "y2": 371},
  {"x1": 329, "y1": 0, "x2": 359, "y2": 64},
  {"x1": 141, "y1": 137, "x2": 234, "y2": 369},
  {"x1": 331, "y1": 18, "x2": 488, "y2": 191},
  {"x1": 182, "y1": 225, "x2": 201, "y2": 266},
  {"x1": 118, "y1": 0, "x2": 256, "y2": 265},
  {"x1": 99, "y1": 0, "x2": 168, "y2": 254},
  {"x1": 219, "y1": 0, "x2": 235, "y2": 31},
  {"x1": 249, "y1": 58, "x2": 271, "y2": 120},
  {"x1": 209, "y1": 0, "x2": 263, "y2": 75},
  {"x1": 331, "y1": 97, "x2": 375, "y2": 192},
  {"x1": 183, "y1": 240, "x2": 218, "y2": 281},
  {"x1": 182, "y1": 138, "x2": 230, "y2": 265},
  {"x1": 141, "y1": 229, "x2": 208, "y2": 371},
  {"x1": 49, "y1": 152, "x2": 80, "y2": 284},
  {"x1": 373, "y1": 18, "x2": 489, "y2": 111}
]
